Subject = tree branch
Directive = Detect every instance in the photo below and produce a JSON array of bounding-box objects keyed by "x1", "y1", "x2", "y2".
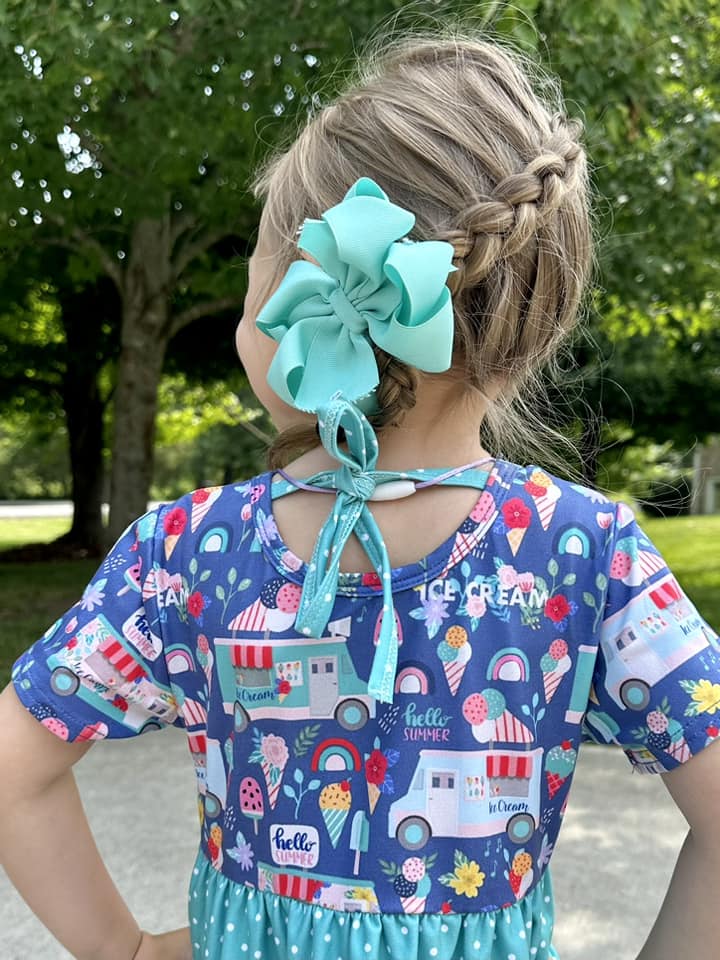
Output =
[
  {"x1": 168, "y1": 296, "x2": 244, "y2": 338},
  {"x1": 41, "y1": 212, "x2": 125, "y2": 291},
  {"x1": 235, "y1": 415, "x2": 274, "y2": 446},
  {"x1": 170, "y1": 210, "x2": 199, "y2": 248},
  {"x1": 172, "y1": 225, "x2": 234, "y2": 278}
]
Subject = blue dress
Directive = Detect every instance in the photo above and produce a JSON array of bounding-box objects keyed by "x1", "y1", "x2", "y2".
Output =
[{"x1": 12, "y1": 459, "x2": 720, "y2": 960}]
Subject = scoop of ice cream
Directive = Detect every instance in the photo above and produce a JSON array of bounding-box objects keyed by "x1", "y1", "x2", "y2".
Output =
[
  {"x1": 462, "y1": 693, "x2": 488, "y2": 724},
  {"x1": 402, "y1": 857, "x2": 426, "y2": 882},
  {"x1": 540, "y1": 653, "x2": 558, "y2": 672},
  {"x1": 646, "y1": 710, "x2": 669, "y2": 734},
  {"x1": 549, "y1": 639, "x2": 568, "y2": 661},
  {"x1": 436, "y1": 640, "x2": 457, "y2": 663},
  {"x1": 319, "y1": 781, "x2": 352, "y2": 811},
  {"x1": 481, "y1": 688, "x2": 506, "y2": 721},
  {"x1": 445, "y1": 626, "x2": 468, "y2": 649},
  {"x1": 41, "y1": 717, "x2": 69, "y2": 740},
  {"x1": 512, "y1": 852, "x2": 532, "y2": 877},
  {"x1": 546, "y1": 742, "x2": 577, "y2": 777}
]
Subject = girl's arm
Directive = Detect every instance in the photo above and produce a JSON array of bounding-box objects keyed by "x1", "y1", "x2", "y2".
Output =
[
  {"x1": 0, "y1": 682, "x2": 144, "y2": 960},
  {"x1": 634, "y1": 738, "x2": 720, "y2": 959}
]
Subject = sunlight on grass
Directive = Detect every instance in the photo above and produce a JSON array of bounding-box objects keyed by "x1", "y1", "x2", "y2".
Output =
[{"x1": 0, "y1": 517, "x2": 72, "y2": 550}]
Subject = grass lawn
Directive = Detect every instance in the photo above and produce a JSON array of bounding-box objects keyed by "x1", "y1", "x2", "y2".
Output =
[{"x1": 0, "y1": 514, "x2": 718, "y2": 690}]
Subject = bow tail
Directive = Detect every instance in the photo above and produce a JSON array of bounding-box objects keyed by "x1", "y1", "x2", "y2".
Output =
[
  {"x1": 294, "y1": 494, "x2": 363, "y2": 638},
  {"x1": 355, "y1": 506, "x2": 398, "y2": 705}
]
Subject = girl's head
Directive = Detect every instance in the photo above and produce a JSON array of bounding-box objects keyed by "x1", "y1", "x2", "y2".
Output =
[{"x1": 240, "y1": 27, "x2": 593, "y2": 469}]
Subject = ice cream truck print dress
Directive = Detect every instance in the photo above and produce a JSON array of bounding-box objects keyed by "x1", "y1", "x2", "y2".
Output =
[{"x1": 12, "y1": 461, "x2": 720, "y2": 959}]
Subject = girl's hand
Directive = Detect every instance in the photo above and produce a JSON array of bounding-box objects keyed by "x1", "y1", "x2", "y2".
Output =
[{"x1": 134, "y1": 927, "x2": 192, "y2": 960}]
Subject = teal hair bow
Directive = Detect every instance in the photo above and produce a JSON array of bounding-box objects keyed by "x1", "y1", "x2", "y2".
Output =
[{"x1": 255, "y1": 176, "x2": 457, "y2": 413}]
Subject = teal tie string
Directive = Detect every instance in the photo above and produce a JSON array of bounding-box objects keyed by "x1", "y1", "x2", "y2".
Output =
[{"x1": 293, "y1": 393, "x2": 400, "y2": 704}]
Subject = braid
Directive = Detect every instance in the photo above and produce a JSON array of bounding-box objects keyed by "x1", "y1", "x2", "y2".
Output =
[
  {"x1": 369, "y1": 346, "x2": 418, "y2": 432},
  {"x1": 446, "y1": 128, "x2": 583, "y2": 293}
]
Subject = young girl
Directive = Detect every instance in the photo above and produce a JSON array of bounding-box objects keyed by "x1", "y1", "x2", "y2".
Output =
[{"x1": 2, "y1": 28, "x2": 719, "y2": 960}]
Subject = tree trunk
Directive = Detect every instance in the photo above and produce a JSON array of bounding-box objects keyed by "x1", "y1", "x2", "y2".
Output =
[
  {"x1": 60, "y1": 377, "x2": 105, "y2": 553},
  {"x1": 108, "y1": 217, "x2": 172, "y2": 542}
]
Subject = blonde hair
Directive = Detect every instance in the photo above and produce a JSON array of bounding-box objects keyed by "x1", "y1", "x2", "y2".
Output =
[{"x1": 249, "y1": 22, "x2": 594, "y2": 472}]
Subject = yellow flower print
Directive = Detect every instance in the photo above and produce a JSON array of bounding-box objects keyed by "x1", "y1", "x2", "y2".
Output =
[
  {"x1": 348, "y1": 887, "x2": 378, "y2": 905},
  {"x1": 691, "y1": 679, "x2": 720, "y2": 715},
  {"x1": 448, "y1": 860, "x2": 485, "y2": 897}
]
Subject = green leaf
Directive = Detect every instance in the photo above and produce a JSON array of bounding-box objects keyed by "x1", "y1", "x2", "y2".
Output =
[
  {"x1": 228, "y1": 567, "x2": 237, "y2": 585},
  {"x1": 563, "y1": 573, "x2": 577, "y2": 586},
  {"x1": 189, "y1": 557, "x2": 198, "y2": 575},
  {"x1": 199, "y1": 569, "x2": 211, "y2": 582},
  {"x1": 596, "y1": 574, "x2": 608, "y2": 592},
  {"x1": 548, "y1": 558, "x2": 559, "y2": 577},
  {"x1": 216, "y1": 584, "x2": 226, "y2": 601},
  {"x1": 238, "y1": 578, "x2": 252, "y2": 591},
  {"x1": 583, "y1": 592, "x2": 597, "y2": 608}
]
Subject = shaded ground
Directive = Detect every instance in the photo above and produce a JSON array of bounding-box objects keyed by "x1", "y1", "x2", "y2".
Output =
[{"x1": 0, "y1": 737, "x2": 688, "y2": 959}]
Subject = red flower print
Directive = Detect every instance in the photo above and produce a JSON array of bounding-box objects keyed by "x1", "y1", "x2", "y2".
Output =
[
  {"x1": 112, "y1": 695, "x2": 129, "y2": 712},
  {"x1": 188, "y1": 592, "x2": 205, "y2": 618},
  {"x1": 365, "y1": 749, "x2": 388, "y2": 785},
  {"x1": 192, "y1": 488, "x2": 211, "y2": 504},
  {"x1": 545, "y1": 594, "x2": 571, "y2": 623},
  {"x1": 163, "y1": 506, "x2": 187, "y2": 536},
  {"x1": 502, "y1": 498, "x2": 532, "y2": 530},
  {"x1": 524, "y1": 480, "x2": 547, "y2": 497},
  {"x1": 278, "y1": 679, "x2": 291, "y2": 695},
  {"x1": 361, "y1": 572, "x2": 382, "y2": 590},
  {"x1": 67, "y1": 637, "x2": 78, "y2": 650},
  {"x1": 440, "y1": 902, "x2": 453, "y2": 914}
]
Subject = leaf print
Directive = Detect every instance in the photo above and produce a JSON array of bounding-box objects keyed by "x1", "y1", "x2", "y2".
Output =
[
  {"x1": 228, "y1": 567, "x2": 237, "y2": 585},
  {"x1": 189, "y1": 557, "x2": 198, "y2": 576},
  {"x1": 293, "y1": 723, "x2": 322, "y2": 757},
  {"x1": 216, "y1": 584, "x2": 226, "y2": 601}
]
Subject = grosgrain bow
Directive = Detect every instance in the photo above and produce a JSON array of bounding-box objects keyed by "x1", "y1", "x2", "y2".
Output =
[{"x1": 256, "y1": 176, "x2": 457, "y2": 413}]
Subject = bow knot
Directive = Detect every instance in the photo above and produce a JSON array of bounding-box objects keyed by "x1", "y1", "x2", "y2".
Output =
[
  {"x1": 335, "y1": 463, "x2": 376, "y2": 501},
  {"x1": 327, "y1": 286, "x2": 367, "y2": 337}
]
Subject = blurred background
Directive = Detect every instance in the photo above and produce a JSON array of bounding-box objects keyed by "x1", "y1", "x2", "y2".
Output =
[{"x1": 0, "y1": 0, "x2": 718, "y2": 681}]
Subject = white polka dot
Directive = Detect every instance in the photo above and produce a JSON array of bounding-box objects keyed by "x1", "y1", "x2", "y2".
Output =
[
  {"x1": 205, "y1": 950, "x2": 209, "y2": 957},
  {"x1": 508, "y1": 955, "x2": 516, "y2": 960},
  {"x1": 225, "y1": 899, "x2": 229, "y2": 907},
  {"x1": 210, "y1": 915, "x2": 215, "y2": 924},
  {"x1": 192, "y1": 919, "x2": 197, "y2": 925},
  {"x1": 302, "y1": 627, "x2": 311, "y2": 635},
  {"x1": 544, "y1": 896, "x2": 550, "y2": 903},
  {"x1": 519, "y1": 930, "x2": 526, "y2": 939},
  {"x1": 365, "y1": 945, "x2": 372, "y2": 953},
  {"x1": 338, "y1": 917, "x2": 345, "y2": 926},
  {"x1": 540, "y1": 942, "x2": 547, "y2": 949},
  {"x1": 248, "y1": 891, "x2": 255, "y2": 899},
  {"x1": 255, "y1": 913, "x2": 262, "y2": 922},
  {"x1": 275, "y1": 938, "x2": 280, "y2": 946},
  {"x1": 531, "y1": 949, "x2": 538, "y2": 956},
  {"x1": 401, "y1": 927, "x2": 408, "y2": 935},
  {"x1": 325, "y1": 593, "x2": 332, "y2": 602},
  {"x1": 473, "y1": 941, "x2": 481, "y2": 950},
  {"x1": 267, "y1": 927, "x2": 273, "y2": 935},
  {"x1": 441, "y1": 924, "x2": 448, "y2": 933},
  {"x1": 526, "y1": 921, "x2": 532, "y2": 929},
  {"x1": 324, "y1": 934, "x2": 332, "y2": 942},
  {"x1": 241, "y1": 946, "x2": 248, "y2": 953},
  {"x1": 255, "y1": 952, "x2": 262, "y2": 959},
  {"x1": 226, "y1": 923, "x2": 235, "y2": 932},
  {"x1": 315, "y1": 910, "x2": 323, "y2": 919},
  {"x1": 430, "y1": 949, "x2": 438, "y2": 957},
  {"x1": 383, "y1": 572, "x2": 390, "y2": 580},
  {"x1": 193, "y1": 867, "x2": 200, "y2": 875},
  {"x1": 352, "y1": 919, "x2": 361, "y2": 930},
  {"x1": 291, "y1": 947, "x2": 298, "y2": 955}
]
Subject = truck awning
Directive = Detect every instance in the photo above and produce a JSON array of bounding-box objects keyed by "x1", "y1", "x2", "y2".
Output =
[
  {"x1": 649, "y1": 577, "x2": 682, "y2": 610},
  {"x1": 487, "y1": 754, "x2": 533, "y2": 779},
  {"x1": 98, "y1": 637, "x2": 146, "y2": 682},
  {"x1": 231, "y1": 644, "x2": 273, "y2": 669}
]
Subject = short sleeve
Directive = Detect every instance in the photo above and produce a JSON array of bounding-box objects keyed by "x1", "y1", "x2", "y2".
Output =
[
  {"x1": 11, "y1": 508, "x2": 184, "y2": 742},
  {"x1": 581, "y1": 502, "x2": 720, "y2": 773}
]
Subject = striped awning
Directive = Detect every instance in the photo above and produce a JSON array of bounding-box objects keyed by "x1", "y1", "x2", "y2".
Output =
[
  {"x1": 487, "y1": 753, "x2": 533, "y2": 779},
  {"x1": 98, "y1": 637, "x2": 146, "y2": 682},
  {"x1": 231, "y1": 644, "x2": 273, "y2": 669},
  {"x1": 188, "y1": 733, "x2": 206, "y2": 755},
  {"x1": 649, "y1": 577, "x2": 682, "y2": 610}
]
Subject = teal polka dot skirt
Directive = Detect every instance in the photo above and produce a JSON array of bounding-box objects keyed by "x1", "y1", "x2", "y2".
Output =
[{"x1": 188, "y1": 849, "x2": 559, "y2": 960}]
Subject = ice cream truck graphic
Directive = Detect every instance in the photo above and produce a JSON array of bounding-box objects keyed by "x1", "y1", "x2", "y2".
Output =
[
  {"x1": 257, "y1": 861, "x2": 379, "y2": 913},
  {"x1": 46, "y1": 614, "x2": 177, "y2": 734},
  {"x1": 389, "y1": 747, "x2": 543, "y2": 850},
  {"x1": 214, "y1": 618, "x2": 375, "y2": 733},
  {"x1": 601, "y1": 573, "x2": 718, "y2": 712}
]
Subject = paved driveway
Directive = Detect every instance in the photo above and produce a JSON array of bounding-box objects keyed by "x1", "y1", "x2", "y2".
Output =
[{"x1": 0, "y1": 735, "x2": 687, "y2": 959}]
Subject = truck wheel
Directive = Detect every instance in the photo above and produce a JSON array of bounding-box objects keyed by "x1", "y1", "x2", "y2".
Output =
[
  {"x1": 204, "y1": 791, "x2": 222, "y2": 820},
  {"x1": 335, "y1": 698, "x2": 369, "y2": 731},
  {"x1": 234, "y1": 701, "x2": 250, "y2": 733},
  {"x1": 620, "y1": 679, "x2": 650, "y2": 711},
  {"x1": 396, "y1": 816, "x2": 431, "y2": 850},
  {"x1": 506, "y1": 813, "x2": 535, "y2": 844},
  {"x1": 140, "y1": 720, "x2": 163, "y2": 734},
  {"x1": 50, "y1": 667, "x2": 80, "y2": 696}
]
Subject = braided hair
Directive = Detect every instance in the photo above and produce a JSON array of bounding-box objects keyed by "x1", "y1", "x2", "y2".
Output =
[{"x1": 251, "y1": 27, "x2": 593, "y2": 471}]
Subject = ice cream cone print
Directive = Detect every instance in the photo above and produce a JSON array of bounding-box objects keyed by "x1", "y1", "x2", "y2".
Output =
[
  {"x1": 367, "y1": 781, "x2": 381, "y2": 814},
  {"x1": 164, "y1": 534, "x2": 180, "y2": 561},
  {"x1": 319, "y1": 781, "x2": 352, "y2": 848},
  {"x1": 545, "y1": 741, "x2": 577, "y2": 798},
  {"x1": 400, "y1": 895, "x2": 427, "y2": 913},
  {"x1": 506, "y1": 527, "x2": 526, "y2": 557},
  {"x1": 531, "y1": 484, "x2": 561, "y2": 531},
  {"x1": 438, "y1": 626, "x2": 473, "y2": 696},
  {"x1": 261, "y1": 758, "x2": 286, "y2": 810},
  {"x1": 541, "y1": 641, "x2": 571, "y2": 704},
  {"x1": 191, "y1": 487, "x2": 222, "y2": 532},
  {"x1": 77, "y1": 721, "x2": 108, "y2": 741}
]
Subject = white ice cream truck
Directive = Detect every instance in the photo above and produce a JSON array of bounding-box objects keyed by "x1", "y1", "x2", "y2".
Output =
[
  {"x1": 389, "y1": 747, "x2": 543, "y2": 850},
  {"x1": 47, "y1": 614, "x2": 177, "y2": 734},
  {"x1": 601, "y1": 573, "x2": 719, "y2": 712},
  {"x1": 214, "y1": 617, "x2": 375, "y2": 734}
]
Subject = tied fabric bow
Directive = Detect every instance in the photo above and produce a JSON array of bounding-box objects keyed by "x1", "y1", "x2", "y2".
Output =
[
  {"x1": 255, "y1": 176, "x2": 457, "y2": 413},
  {"x1": 293, "y1": 392, "x2": 403, "y2": 704}
]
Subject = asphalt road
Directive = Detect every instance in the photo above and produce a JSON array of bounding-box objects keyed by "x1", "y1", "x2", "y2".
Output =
[{"x1": 0, "y1": 734, "x2": 688, "y2": 960}]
